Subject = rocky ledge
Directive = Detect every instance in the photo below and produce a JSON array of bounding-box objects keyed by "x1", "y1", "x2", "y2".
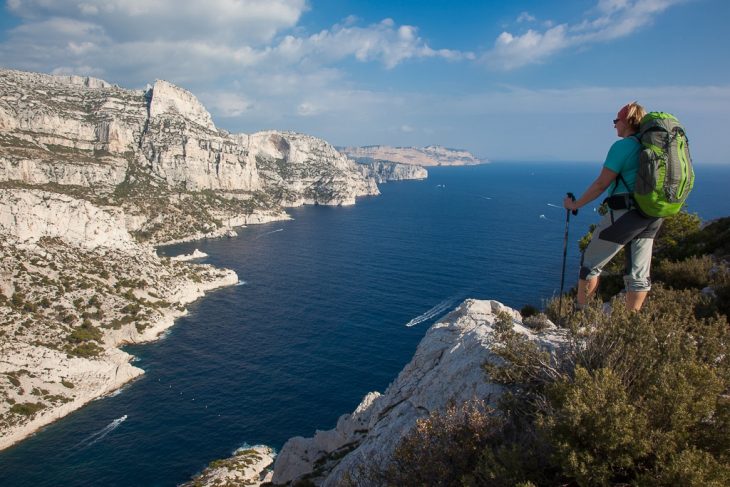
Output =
[
  {"x1": 183, "y1": 445, "x2": 276, "y2": 487},
  {"x1": 194, "y1": 299, "x2": 564, "y2": 486}
]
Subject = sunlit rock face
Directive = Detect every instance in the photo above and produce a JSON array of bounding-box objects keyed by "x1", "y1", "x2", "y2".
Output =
[
  {"x1": 0, "y1": 67, "x2": 389, "y2": 452},
  {"x1": 0, "y1": 68, "x2": 378, "y2": 205},
  {"x1": 271, "y1": 299, "x2": 565, "y2": 486}
]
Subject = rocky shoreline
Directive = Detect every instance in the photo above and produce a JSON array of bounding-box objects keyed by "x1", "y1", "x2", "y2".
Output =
[
  {"x1": 0, "y1": 269, "x2": 237, "y2": 451},
  {"x1": 0, "y1": 186, "x2": 242, "y2": 450},
  {"x1": 185, "y1": 299, "x2": 564, "y2": 486},
  {"x1": 0, "y1": 68, "x2": 429, "y2": 457}
]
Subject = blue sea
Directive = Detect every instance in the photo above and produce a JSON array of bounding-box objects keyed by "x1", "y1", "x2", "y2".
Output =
[{"x1": 0, "y1": 163, "x2": 727, "y2": 486}]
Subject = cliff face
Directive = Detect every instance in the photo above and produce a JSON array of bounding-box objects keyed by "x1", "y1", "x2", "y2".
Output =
[
  {"x1": 357, "y1": 160, "x2": 428, "y2": 183},
  {"x1": 0, "y1": 71, "x2": 142, "y2": 192},
  {"x1": 200, "y1": 299, "x2": 559, "y2": 486},
  {"x1": 0, "y1": 69, "x2": 382, "y2": 244},
  {"x1": 0, "y1": 68, "x2": 408, "y2": 451},
  {"x1": 0, "y1": 189, "x2": 136, "y2": 251},
  {"x1": 0, "y1": 187, "x2": 237, "y2": 450},
  {"x1": 189, "y1": 299, "x2": 564, "y2": 487},
  {"x1": 341, "y1": 144, "x2": 485, "y2": 166}
]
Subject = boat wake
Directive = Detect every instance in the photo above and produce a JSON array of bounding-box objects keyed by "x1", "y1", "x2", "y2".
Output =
[
  {"x1": 74, "y1": 415, "x2": 127, "y2": 449},
  {"x1": 405, "y1": 298, "x2": 457, "y2": 327},
  {"x1": 236, "y1": 280, "x2": 247, "y2": 286},
  {"x1": 547, "y1": 203, "x2": 562, "y2": 209},
  {"x1": 256, "y1": 228, "x2": 283, "y2": 239}
]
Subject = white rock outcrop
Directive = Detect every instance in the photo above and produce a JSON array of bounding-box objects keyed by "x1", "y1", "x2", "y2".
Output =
[
  {"x1": 182, "y1": 445, "x2": 276, "y2": 487},
  {"x1": 358, "y1": 160, "x2": 428, "y2": 183},
  {"x1": 0, "y1": 189, "x2": 136, "y2": 250},
  {"x1": 0, "y1": 188, "x2": 238, "y2": 450},
  {"x1": 149, "y1": 79, "x2": 216, "y2": 131},
  {"x1": 1, "y1": 68, "x2": 380, "y2": 207},
  {"x1": 170, "y1": 249, "x2": 208, "y2": 261},
  {"x1": 271, "y1": 299, "x2": 565, "y2": 485},
  {"x1": 341, "y1": 144, "x2": 485, "y2": 166},
  {"x1": 0, "y1": 344, "x2": 143, "y2": 451}
]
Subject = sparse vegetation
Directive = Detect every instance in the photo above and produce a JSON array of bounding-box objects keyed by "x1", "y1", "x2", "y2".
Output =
[
  {"x1": 0, "y1": 224, "x2": 234, "y2": 441},
  {"x1": 355, "y1": 214, "x2": 730, "y2": 487},
  {"x1": 10, "y1": 402, "x2": 46, "y2": 417}
]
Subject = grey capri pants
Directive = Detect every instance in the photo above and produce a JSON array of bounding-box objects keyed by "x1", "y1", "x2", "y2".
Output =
[{"x1": 580, "y1": 208, "x2": 663, "y2": 292}]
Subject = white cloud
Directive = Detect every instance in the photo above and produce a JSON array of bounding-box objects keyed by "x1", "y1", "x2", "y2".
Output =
[
  {"x1": 297, "y1": 102, "x2": 321, "y2": 116},
  {"x1": 0, "y1": 3, "x2": 472, "y2": 89},
  {"x1": 263, "y1": 19, "x2": 474, "y2": 69},
  {"x1": 6, "y1": 0, "x2": 308, "y2": 43},
  {"x1": 517, "y1": 12, "x2": 536, "y2": 23},
  {"x1": 201, "y1": 92, "x2": 254, "y2": 117},
  {"x1": 487, "y1": 25, "x2": 569, "y2": 70},
  {"x1": 485, "y1": 0, "x2": 685, "y2": 70}
]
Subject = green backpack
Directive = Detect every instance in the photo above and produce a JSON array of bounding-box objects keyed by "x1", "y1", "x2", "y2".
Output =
[{"x1": 631, "y1": 112, "x2": 695, "y2": 217}]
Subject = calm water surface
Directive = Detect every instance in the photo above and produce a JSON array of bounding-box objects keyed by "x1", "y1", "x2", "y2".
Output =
[{"x1": 0, "y1": 163, "x2": 727, "y2": 486}]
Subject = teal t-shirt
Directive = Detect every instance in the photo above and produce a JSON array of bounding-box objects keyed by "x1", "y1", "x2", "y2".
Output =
[{"x1": 603, "y1": 135, "x2": 641, "y2": 195}]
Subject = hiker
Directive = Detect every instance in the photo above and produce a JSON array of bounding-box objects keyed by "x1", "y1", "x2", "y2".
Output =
[{"x1": 563, "y1": 102, "x2": 663, "y2": 311}]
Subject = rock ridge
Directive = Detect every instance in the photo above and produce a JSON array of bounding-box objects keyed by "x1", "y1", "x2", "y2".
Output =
[
  {"x1": 197, "y1": 299, "x2": 565, "y2": 486},
  {"x1": 341, "y1": 144, "x2": 485, "y2": 167}
]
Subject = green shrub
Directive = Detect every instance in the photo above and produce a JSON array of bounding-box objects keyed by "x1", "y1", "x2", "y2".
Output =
[
  {"x1": 654, "y1": 210, "x2": 702, "y2": 258},
  {"x1": 121, "y1": 303, "x2": 140, "y2": 316},
  {"x1": 654, "y1": 255, "x2": 714, "y2": 290},
  {"x1": 10, "y1": 402, "x2": 45, "y2": 416},
  {"x1": 356, "y1": 400, "x2": 503, "y2": 487},
  {"x1": 11, "y1": 292, "x2": 25, "y2": 309},
  {"x1": 67, "y1": 322, "x2": 102, "y2": 343},
  {"x1": 522, "y1": 313, "x2": 551, "y2": 331},
  {"x1": 68, "y1": 342, "x2": 103, "y2": 358},
  {"x1": 372, "y1": 285, "x2": 730, "y2": 486}
]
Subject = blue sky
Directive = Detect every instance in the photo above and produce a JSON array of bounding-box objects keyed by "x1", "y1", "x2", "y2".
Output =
[{"x1": 1, "y1": 0, "x2": 729, "y2": 163}]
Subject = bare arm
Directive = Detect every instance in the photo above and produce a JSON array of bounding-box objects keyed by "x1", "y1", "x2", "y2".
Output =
[{"x1": 563, "y1": 167, "x2": 617, "y2": 211}]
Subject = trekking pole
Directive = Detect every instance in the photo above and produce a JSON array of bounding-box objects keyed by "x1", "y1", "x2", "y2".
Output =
[{"x1": 558, "y1": 193, "x2": 578, "y2": 321}]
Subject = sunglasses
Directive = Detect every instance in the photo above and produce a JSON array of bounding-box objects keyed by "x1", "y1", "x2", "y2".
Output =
[{"x1": 613, "y1": 118, "x2": 622, "y2": 124}]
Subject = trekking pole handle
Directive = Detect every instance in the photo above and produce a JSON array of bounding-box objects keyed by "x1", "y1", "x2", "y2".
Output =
[{"x1": 566, "y1": 192, "x2": 578, "y2": 216}]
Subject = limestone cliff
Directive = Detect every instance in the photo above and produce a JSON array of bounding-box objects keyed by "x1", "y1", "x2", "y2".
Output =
[
  {"x1": 0, "y1": 189, "x2": 135, "y2": 251},
  {"x1": 0, "y1": 68, "x2": 378, "y2": 450},
  {"x1": 194, "y1": 299, "x2": 564, "y2": 486},
  {"x1": 0, "y1": 187, "x2": 238, "y2": 450},
  {"x1": 357, "y1": 160, "x2": 428, "y2": 183},
  {"x1": 341, "y1": 145, "x2": 485, "y2": 167},
  {"x1": 0, "y1": 68, "x2": 381, "y2": 244}
]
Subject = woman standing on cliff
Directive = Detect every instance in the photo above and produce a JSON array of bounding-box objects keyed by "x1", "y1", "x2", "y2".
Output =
[{"x1": 562, "y1": 102, "x2": 663, "y2": 311}]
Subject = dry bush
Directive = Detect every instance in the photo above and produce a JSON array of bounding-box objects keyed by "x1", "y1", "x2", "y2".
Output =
[{"x1": 354, "y1": 399, "x2": 503, "y2": 487}]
